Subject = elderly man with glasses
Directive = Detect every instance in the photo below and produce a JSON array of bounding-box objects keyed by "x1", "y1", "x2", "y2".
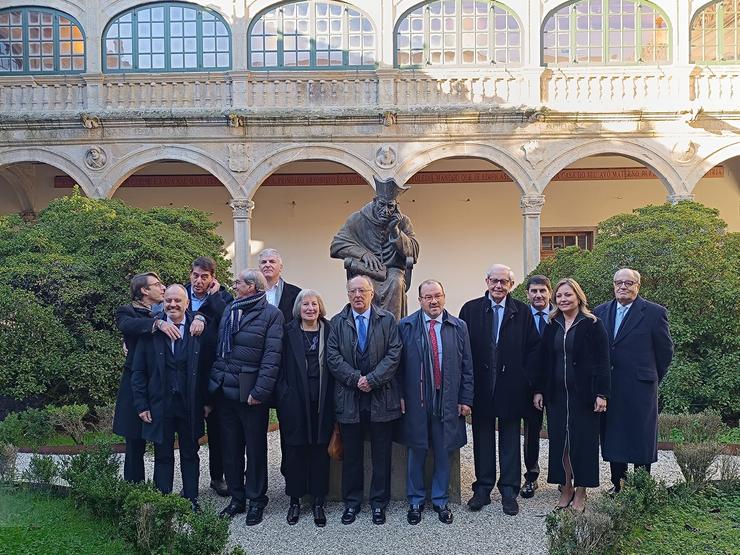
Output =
[{"x1": 595, "y1": 268, "x2": 673, "y2": 494}]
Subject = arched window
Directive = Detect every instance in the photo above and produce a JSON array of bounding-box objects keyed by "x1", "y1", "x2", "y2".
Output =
[
  {"x1": 395, "y1": 1, "x2": 521, "y2": 67},
  {"x1": 104, "y1": 2, "x2": 231, "y2": 72},
  {"x1": 691, "y1": 0, "x2": 739, "y2": 63},
  {"x1": 249, "y1": 1, "x2": 376, "y2": 69},
  {"x1": 542, "y1": 0, "x2": 670, "y2": 65},
  {"x1": 0, "y1": 7, "x2": 85, "y2": 74}
]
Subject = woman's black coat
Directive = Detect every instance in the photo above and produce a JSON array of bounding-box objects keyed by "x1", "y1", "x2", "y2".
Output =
[{"x1": 275, "y1": 319, "x2": 334, "y2": 446}]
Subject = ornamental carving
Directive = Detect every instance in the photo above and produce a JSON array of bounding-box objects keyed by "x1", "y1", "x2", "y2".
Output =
[
  {"x1": 229, "y1": 198, "x2": 255, "y2": 219},
  {"x1": 521, "y1": 140, "x2": 545, "y2": 168},
  {"x1": 381, "y1": 111, "x2": 397, "y2": 127},
  {"x1": 375, "y1": 145, "x2": 397, "y2": 169},
  {"x1": 520, "y1": 194, "x2": 546, "y2": 214},
  {"x1": 227, "y1": 113, "x2": 246, "y2": 128},
  {"x1": 228, "y1": 144, "x2": 251, "y2": 173},
  {"x1": 84, "y1": 146, "x2": 107, "y2": 170},
  {"x1": 80, "y1": 114, "x2": 101, "y2": 129},
  {"x1": 671, "y1": 140, "x2": 698, "y2": 164}
]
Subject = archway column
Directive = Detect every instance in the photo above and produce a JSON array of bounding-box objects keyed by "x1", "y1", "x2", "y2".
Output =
[
  {"x1": 230, "y1": 198, "x2": 255, "y2": 273},
  {"x1": 521, "y1": 193, "x2": 545, "y2": 276}
]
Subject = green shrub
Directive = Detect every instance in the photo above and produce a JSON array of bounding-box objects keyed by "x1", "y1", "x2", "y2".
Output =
[
  {"x1": 658, "y1": 410, "x2": 727, "y2": 444},
  {"x1": 92, "y1": 404, "x2": 116, "y2": 433},
  {"x1": 46, "y1": 404, "x2": 88, "y2": 444},
  {"x1": 22, "y1": 454, "x2": 59, "y2": 488},
  {"x1": 120, "y1": 485, "x2": 191, "y2": 552},
  {"x1": 674, "y1": 442, "x2": 723, "y2": 485},
  {"x1": 0, "y1": 442, "x2": 18, "y2": 482},
  {"x1": 174, "y1": 509, "x2": 231, "y2": 555},
  {"x1": 0, "y1": 408, "x2": 54, "y2": 447}
]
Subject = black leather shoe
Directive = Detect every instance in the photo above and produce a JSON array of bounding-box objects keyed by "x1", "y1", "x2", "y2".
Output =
[
  {"x1": 521, "y1": 480, "x2": 538, "y2": 499},
  {"x1": 433, "y1": 504, "x2": 453, "y2": 524},
  {"x1": 341, "y1": 506, "x2": 359, "y2": 525},
  {"x1": 502, "y1": 496, "x2": 519, "y2": 516},
  {"x1": 407, "y1": 505, "x2": 423, "y2": 525},
  {"x1": 467, "y1": 492, "x2": 491, "y2": 511},
  {"x1": 210, "y1": 479, "x2": 229, "y2": 497},
  {"x1": 607, "y1": 484, "x2": 622, "y2": 497},
  {"x1": 286, "y1": 502, "x2": 300, "y2": 525},
  {"x1": 191, "y1": 501, "x2": 202, "y2": 513},
  {"x1": 313, "y1": 505, "x2": 326, "y2": 527},
  {"x1": 245, "y1": 505, "x2": 264, "y2": 526},
  {"x1": 219, "y1": 503, "x2": 246, "y2": 519},
  {"x1": 372, "y1": 507, "x2": 386, "y2": 525}
]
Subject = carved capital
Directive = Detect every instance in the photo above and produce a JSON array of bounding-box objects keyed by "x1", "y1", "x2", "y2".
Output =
[
  {"x1": 84, "y1": 146, "x2": 108, "y2": 170},
  {"x1": 520, "y1": 194, "x2": 546, "y2": 215},
  {"x1": 668, "y1": 193, "x2": 694, "y2": 204},
  {"x1": 229, "y1": 198, "x2": 255, "y2": 219}
]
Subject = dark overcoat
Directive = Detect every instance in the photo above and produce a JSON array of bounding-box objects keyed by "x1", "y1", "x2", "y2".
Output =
[
  {"x1": 275, "y1": 319, "x2": 334, "y2": 446},
  {"x1": 327, "y1": 304, "x2": 403, "y2": 424},
  {"x1": 130, "y1": 314, "x2": 208, "y2": 444},
  {"x1": 277, "y1": 281, "x2": 301, "y2": 323},
  {"x1": 595, "y1": 296, "x2": 673, "y2": 464},
  {"x1": 397, "y1": 309, "x2": 474, "y2": 451},
  {"x1": 113, "y1": 303, "x2": 160, "y2": 438},
  {"x1": 186, "y1": 283, "x2": 233, "y2": 373},
  {"x1": 458, "y1": 293, "x2": 541, "y2": 419}
]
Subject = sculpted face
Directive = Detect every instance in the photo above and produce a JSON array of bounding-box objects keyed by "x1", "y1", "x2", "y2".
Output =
[
  {"x1": 613, "y1": 269, "x2": 640, "y2": 305},
  {"x1": 527, "y1": 283, "x2": 552, "y2": 311},
  {"x1": 164, "y1": 285, "x2": 189, "y2": 323},
  {"x1": 190, "y1": 265, "x2": 214, "y2": 296},
  {"x1": 347, "y1": 276, "x2": 374, "y2": 313},
  {"x1": 486, "y1": 266, "x2": 514, "y2": 303},
  {"x1": 419, "y1": 281, "x2": 445, "y2": 319},
  {"x1": 372, "y1": 197, "x2": 399, "y2": 222}
]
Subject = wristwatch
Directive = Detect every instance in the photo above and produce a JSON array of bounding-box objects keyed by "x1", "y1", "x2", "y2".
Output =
[{"x1": 194, "y1": 314, "x2": 206, "y2": 323}]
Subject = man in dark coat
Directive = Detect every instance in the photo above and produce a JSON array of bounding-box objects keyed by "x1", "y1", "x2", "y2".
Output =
[
  {"x1": 398, "y1": 279, "x2": 473, "y2": 525},
  {"x1": 185, "y1": 256, "x2": 233, "y2": 497},
  {"x1": 522, "y1": 275, "x2": 554, "y2": 499},
  {"x1": 459, "y1": 264, "x2": 540, "y2": 516},
  {"x1": 131, "y1": 284, "x2": 208, "y2": 511},
  {"x1": 209, "y1": 269, "x2": 283, "y2": 526},
  {"x1": 258, "y1": 248, "x2": 301, "y2": 323},
  {"x1": 327, "y1": 275, "x2": 403, "y2": 526},
  {"x1": 114, "y1": 272, "x2": 180, "y2": 483},
  {"x1": 595, "y1": 268, "x2": 673, "y2": 493}
]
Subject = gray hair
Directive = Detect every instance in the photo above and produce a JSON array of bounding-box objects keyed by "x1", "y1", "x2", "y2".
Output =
[
  {"x1": 239, "y1": 269, "x2": 268, "y2": 292},
  {"x1": 292, "y1": 289, "x2": 327, "y2": 319},
  {"x1": 347, "y1": 275, "x2": 374, "y2": 291},
  {"x1": 614, "y1": 268, "x2": 641, "y2": 284},
  {"x1": 258, "y1": 248, "x2": 283, "y2": 264},
  {"x1": 486, "y1": 264, "x2": 515, "y2": 283},
  {"x1": 165, "y1": 283, "x2": 188, "y2": 298}
]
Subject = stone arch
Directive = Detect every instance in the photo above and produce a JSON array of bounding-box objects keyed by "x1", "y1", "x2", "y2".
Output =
[
  {"x1": 685, "y1": 140, "x2": 740, "y2": 192},
  {"x1": 0, "y1": 147, "x2": 97, "y2": 198},
  {"x1": 101, "y1": 145, "x2": 241, "y2": 198},
  {"x1": 243, "y1": 144, "x2": 376, "y2": 198},
  {"x1": 102, "y1": 0, "x2": 234, "y2": 23},
  {"x1": 394, "y1": 142, "x2": 532, "y2": 194},
  {"x1": 535, "y1": 139, "x2": 683, "y2": 195}
]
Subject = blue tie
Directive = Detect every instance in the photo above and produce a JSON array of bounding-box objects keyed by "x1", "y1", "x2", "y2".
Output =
[
  {"x1": 614, "y1": 305, "x2": 628, "y2": 338},
  {"x1": 357, "y1": 315, "x2": 367, "y2": 352},
  {"x1": 492, "y1": 305, "x2": 501, "y2": 344},
  {"x1": 536, "y1": 311, "x2": 546, "y2": 336}
]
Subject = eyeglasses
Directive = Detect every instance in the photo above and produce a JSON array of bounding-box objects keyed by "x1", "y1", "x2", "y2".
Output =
[
  {"x1": 613, "y1": 280, "x2": 637, "y2": 287},
  {"x1": 145, "y1": 280, "x2": 162, "y2": 288},
  {"x1": 348, "y1": 288, "x2": 371, "y2": 295},
  {"x1": 420, "y1": 294, "x2": 445, "y2": 302},
  {"x1": 487, "y1": 278, "x2": 511, "y2": 286}
]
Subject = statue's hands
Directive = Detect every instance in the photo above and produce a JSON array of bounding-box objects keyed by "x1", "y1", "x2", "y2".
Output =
[{"x1": 361, "y1": 252, "x2": 382, "y2": 273}]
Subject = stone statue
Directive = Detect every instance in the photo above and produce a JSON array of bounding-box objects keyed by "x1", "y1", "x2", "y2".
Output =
[{"x1": 330, "y1": 176, "x2": 419, "y2": 319}]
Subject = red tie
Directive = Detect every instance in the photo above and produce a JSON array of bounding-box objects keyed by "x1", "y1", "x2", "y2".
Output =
[{"x1": 429, "y1": 320, "x2": 442, "y2": 390}]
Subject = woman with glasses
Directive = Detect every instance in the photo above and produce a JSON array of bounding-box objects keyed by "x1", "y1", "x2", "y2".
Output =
[
  {"x1": 275, "y1": 289, "x2": 334, "y2": 527},
  {"x1": 533, "y1": 278, "x2": 610, "y2": 513}
]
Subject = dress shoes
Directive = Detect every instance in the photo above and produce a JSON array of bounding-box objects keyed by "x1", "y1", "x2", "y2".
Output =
[
  {"x1": 190, "y1": 501, "x2": 202, "y2": 513},
  {"x1": 521, "y1": 480, "x2": 538, "y2": 499},
  {"x1": 467, "y1": 492, "x2": 491, "y2": 511},
  {"x1": 210, "y1": 479, "x2": 229, "y2": 497},
  {"x1": 218, "y1": 502, "x2": 246, "y2": 519},
  {"x1": 286, "y1": 502, "x2": 301, "y2": 525},
  {"x1": 607, "y1": 484, "x2": 622, "y2": 497},
  {"x1": 341, "y1": 506, "x2": 359, "y2": 525},
  {"x1": 372, "y1": 507, "x2": 386, "y2": 525},
  {"x1": 407, "y1": 505, "x2": 423, "y2": 525},
  {"x1": 313, "y1": 505, "x2": 326, "y2": 527},
  {"x1": 433, "y1": 504, "x2": 453, "y2": 524},
  {"x1": 502, "y1": 496, "x2": 520, "y2": 516},
  {"x1": 245, "y1": 505, "x2": 264, "y2": 526}
]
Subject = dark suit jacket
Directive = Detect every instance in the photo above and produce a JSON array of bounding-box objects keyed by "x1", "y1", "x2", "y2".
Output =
[
  {"x1": 131, "y1": 313, "x2": 208, "y2": 445},
  {"x1": 186, "y1": 283, "x2": 233, "y2": 374},
  {"x1": 277, "y1": 281, "x2": 301, "y2": 323},
  {"x1": 459, "y1": 293, "x2": 541, "y2": 419},
  {"x1": 595, "y1": 296, "x2": 673, "y2": 463}
]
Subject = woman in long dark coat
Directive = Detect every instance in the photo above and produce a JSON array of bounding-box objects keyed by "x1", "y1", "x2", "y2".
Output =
[
  {"x1": 275, "y1": 289, "x2": 334, "y2": 527},
  {"x1": 534, "y1": 278, "x2": 610, "y2": 512}
]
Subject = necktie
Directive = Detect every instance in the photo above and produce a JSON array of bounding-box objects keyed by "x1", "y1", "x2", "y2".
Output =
[
  {"x1": 614, "y1": 305, "x2": 628, "y2": 338},
  {"x1": 357, "y1": 315, "x2": 367, "y2": 352},
  {"x1": 536, "y1": 311, "x2": 546, "y2": 336},
  {"x1": 492, "y1": 304, "x2": 501, "y2": 345},
  {"x1": 429, "y1": 320, "x2": 442, "y2": 390}
]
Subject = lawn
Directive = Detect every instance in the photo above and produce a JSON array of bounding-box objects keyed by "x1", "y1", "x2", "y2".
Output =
[{"x1": 0, "y1": 486, "x2": 136, "y2": 555}]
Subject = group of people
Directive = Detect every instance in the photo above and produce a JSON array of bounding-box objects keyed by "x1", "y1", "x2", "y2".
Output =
[{"x1": 113, "y1": 249, "x2": 673, "y2": 529}]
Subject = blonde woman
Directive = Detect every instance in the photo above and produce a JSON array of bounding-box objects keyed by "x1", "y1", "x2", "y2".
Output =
[{"x1": 533, "y1": 278, "x2": 610, "y2": 512}]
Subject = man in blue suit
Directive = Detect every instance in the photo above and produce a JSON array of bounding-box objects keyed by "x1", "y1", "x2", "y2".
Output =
[{"x1": 595, "y1": 268, "x2": 673, "y2": 493}]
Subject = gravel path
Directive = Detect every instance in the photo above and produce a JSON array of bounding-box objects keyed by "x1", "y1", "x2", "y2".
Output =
[{"x1": 13, "y1": 426, "x2": 696, "y2": 555}]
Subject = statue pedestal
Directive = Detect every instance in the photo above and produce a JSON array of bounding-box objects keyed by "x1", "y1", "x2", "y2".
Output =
[{"x1": 327, "y1": 441, "x2": 461, "y2": 504}]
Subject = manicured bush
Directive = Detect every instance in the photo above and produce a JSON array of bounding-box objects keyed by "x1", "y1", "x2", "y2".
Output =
[
  {"x1": 0, "y1": 443, "x2": 18, "y2": 482},
  {"x1": 93, "y1": 404, "x2": 116, "y2": 433},
  {"x1": 0, "y1": 408, "x2": 54, "y2": 447},
  {"x1": 658, "y1": 410, "x2": 728, "y2": 444},
  {"x1": 21, "y1": 454, "x2": 60, "y2": 488},
  {"x1": 517, "y1": 202, "x2": 740, "y2": 421},
  {"x1": 674, "y1": 442, "x2": 723, "y2": 485},
  {"x1": 46, "y1": 404, "x2": 89, "y2": 445}
]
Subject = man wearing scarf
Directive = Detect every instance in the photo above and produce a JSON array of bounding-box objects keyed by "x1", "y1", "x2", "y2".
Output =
[
  {"x1": 330, "y1": 176, "x2": 419, "y2": 319},
  {"x1": 208, "y1": 269, "x2": 283, "y2": 527},
  {"x1": 398, "y1": 280, "x2": 474, "y2": 525}
]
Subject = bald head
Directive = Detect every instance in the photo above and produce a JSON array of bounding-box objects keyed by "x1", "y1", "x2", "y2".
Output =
[
  {"x1": 164, "y1": 284, "x2": 189, "y2": 324},
  {"x1": 485, "y1": 264, "x2": 515, "y2": 303}
]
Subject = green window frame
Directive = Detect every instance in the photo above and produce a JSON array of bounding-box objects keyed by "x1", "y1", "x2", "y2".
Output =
[
  {"x1": 248, "y1": 1, "x2": 376, "y2": 70},
  {"x1": 542, "y1": 0, "x2": 671, "y2": 66},
  {"x1": 103, "y1": 2, "x2": 231, "y2": 73},
  {"x1": 394, "y1": 0, "x2": 522, "y2": 68},
  {"x1": 0, "y1": 7, "x2": 85, "y2": 74},
  {"x1": 691, "y1": 0, "x2": 740, "y2": 63}
]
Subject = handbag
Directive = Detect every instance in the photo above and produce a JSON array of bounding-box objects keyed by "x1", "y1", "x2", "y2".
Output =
[{"x1": 327, "y1": 423, "x2": 343, "y2": 460}]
